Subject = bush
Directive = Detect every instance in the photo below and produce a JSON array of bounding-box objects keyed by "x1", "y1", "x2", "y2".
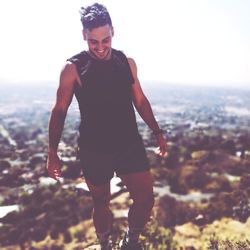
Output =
[
  {"x1": 0, "y1": 184, "x2": 93, "y2": 246},
  {"x1": 156, "y1": 195, "x2": 198, "y2": 227},
  {"x1": 208, "y1": 236, "x2": 250, "y2": 250}
]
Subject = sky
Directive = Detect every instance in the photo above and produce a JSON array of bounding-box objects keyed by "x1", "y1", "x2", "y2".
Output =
[{"x1": 0, "y1": 0, "x2": 249, "y2": 88}]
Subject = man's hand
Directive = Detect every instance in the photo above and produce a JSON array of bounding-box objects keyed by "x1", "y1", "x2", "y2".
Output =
[
  {"x1": 46, "y1": 153, "x2": 62, "y2": 180},
  {"x1": 155, "y1": 134, "x2": 167, "y2": 157}
]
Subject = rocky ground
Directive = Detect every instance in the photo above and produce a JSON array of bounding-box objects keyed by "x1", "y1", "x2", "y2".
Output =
[{"x1": 0, "y1": 84, "x2": 250, "y2": 249}]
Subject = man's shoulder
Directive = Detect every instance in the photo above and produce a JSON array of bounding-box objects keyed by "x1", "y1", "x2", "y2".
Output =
[
  {"x1": 112, "y1": 48, "x2": 127, "y2": 58},
  {"x1": 67, "y1": 51, "x2": 89, "y2": 66},
  {"x1": 112, "y1": 49, "x2": 132, "y2": 67},
  {"x1": 112, "y1": 49, "x2": 135, "y2": 64}
]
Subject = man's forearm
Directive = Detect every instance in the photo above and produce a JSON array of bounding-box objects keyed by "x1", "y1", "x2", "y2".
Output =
[
  {"x1": 48, "y1": 108, "x2": 67, "y2": 155},
  {"x1": 135, "y1": 98, "x2": 161, "y2": 132}
]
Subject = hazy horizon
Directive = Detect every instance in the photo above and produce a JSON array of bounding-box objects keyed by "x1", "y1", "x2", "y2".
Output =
[{"x1": 0, "y1": 79, "x2": 249, "y2": 92}]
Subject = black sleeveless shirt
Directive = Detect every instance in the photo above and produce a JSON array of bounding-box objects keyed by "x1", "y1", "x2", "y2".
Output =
[{"x1": 67, "y1": 49, "x2": 140, "y2": 153}]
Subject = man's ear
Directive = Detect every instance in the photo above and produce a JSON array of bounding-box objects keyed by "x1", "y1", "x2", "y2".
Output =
[
  {"x1": 111, "y1": 27, "x2": 114, "y2": 37},
  {"x1": 82, "y1": 30, "x2": 87, "y2": 40}
]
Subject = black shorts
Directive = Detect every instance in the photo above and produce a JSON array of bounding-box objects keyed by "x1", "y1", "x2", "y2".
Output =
[{"x1": 78, "y1": 137, "x2": 149, "y2": 186}]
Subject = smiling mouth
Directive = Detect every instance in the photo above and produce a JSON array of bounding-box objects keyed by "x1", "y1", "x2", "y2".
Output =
[
  {"x1": 90, "y1": 48, "x2": 111, "y2": 60},
  {"x1": 96, "y1": 49, "x2": 106, "y2": 56}
]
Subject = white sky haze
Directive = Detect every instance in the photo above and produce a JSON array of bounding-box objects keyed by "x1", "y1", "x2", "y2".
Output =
[{"x1": 0, "y1": 0, "x2": 249, "y2": 88}]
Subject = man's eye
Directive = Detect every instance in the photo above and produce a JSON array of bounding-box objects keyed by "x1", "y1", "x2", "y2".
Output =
[
  {"x1": 90, "y1": 40, "x2": 98, "y2": 45},
  {"x1": 103, "y1": 39, "x2": 110, "y2": 44}
]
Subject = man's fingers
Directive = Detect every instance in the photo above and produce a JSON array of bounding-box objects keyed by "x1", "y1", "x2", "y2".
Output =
[
  {"x1": 48, "y1": 172, "x2": 58, "y2": 180},
  {"x1": 159, "y1": 150, "x2": 167, "y2": 157},
  {"x1": 156, "y1": 146, "x2": 167, "y2": 157},
  {"x1": 155, "y1": 142, "x2": 168, "y2": 158},
  {"x1": 46, "y1": 156, "x2": 62, "y2": 181},
  {"x1": 48, "y1": 167, "x2": 61, "y2": 180}
]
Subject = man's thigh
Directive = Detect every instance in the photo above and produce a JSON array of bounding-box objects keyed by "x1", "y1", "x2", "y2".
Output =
[
  {"x1": 119, "y1": 171, "x2": 154, "y2": 201},
  {"x1": 86, "y1": 179, "x2": 112, "y2": 205}
]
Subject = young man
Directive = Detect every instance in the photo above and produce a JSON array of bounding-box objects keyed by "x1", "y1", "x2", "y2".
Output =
[{"x1": 47, "y1": 3, "x2": 166, "y2": 250}]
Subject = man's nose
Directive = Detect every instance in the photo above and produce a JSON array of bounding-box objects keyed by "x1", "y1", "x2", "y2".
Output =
[{"x1": 97, "y1": 42, "x2": 104, "y2": 51}]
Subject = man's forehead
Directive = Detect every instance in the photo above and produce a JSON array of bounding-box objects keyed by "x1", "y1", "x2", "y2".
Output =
[{"x1": 84, "y1": 24, "x2": 113, "y2": 38}]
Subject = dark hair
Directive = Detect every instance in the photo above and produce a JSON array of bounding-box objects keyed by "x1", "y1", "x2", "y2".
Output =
[{"x1": 79, "y1": 3, "x2": 112, "y2": 30}]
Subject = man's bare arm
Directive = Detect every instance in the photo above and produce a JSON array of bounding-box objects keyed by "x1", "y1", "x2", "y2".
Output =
[
  {"x1": 128, "y1": 58, "x2": 160, "y2": 131},
  {"x1": 128, "y1": 57, "x2": 167, "y2": 157},
  {"x1": 47, "y1": 62, "x2": 78, "y2": 179}
]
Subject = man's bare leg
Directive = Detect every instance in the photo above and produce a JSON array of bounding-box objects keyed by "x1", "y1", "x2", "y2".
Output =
[
  {"x1": 86, "y1": 180, "x2": 113, "y2": 247},
  {"x1": 120, "y1": 171, "x2": 154, "y2": 243}
]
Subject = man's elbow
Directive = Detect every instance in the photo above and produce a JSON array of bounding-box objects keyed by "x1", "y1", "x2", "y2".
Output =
[
  {"x1": 51, "y1": 104, "x2": 68, "y2": 118},
  {"x1": 133, "y1": 96, "x2": 149, "y2": 111}
]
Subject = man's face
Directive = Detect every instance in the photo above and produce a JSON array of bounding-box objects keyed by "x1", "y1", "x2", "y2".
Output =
[{"x1": 83, "y1": 24, "x2": 114, "y2": 60}]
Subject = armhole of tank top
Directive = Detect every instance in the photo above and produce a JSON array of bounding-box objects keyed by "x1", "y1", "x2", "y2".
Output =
[
  {"x1": 67, "y1": 60, "x2": 83, "y2": 89},
  {"x1": 75, "y1": 68, "x2": 83, "y2": 88},
  {"x1": 124, "y1": 56, "x2": 135, "y2": 85},
  {"x1": 115, "y1": 50, "x2": 135, "y2": 85},
  {"x1": 66, "y1": 56, "x2": 84, "y2": 89}
]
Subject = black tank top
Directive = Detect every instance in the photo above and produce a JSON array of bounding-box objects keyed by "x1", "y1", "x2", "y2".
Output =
[{"x1": 67, "y1": 49, "x2": 140, "y2": 153}]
